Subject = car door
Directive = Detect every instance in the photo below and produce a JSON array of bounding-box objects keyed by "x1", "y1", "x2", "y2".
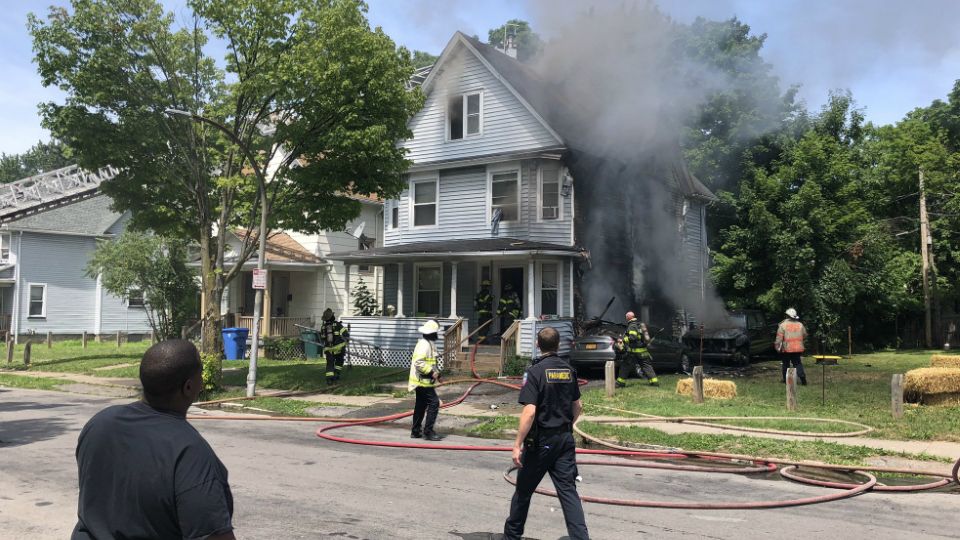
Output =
[{"x1": 649, "y1": 329, "x2": 679, "y2": 369}]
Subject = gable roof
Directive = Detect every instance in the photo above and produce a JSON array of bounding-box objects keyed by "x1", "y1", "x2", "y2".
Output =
[
  {"x1": 232, "y1": 230, "x2": 324, "y2": 264},
  {"x1": 2, "y1": 193, "x2": 124, "y2": 236}
]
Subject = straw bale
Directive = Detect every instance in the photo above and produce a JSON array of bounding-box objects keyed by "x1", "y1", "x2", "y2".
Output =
[
  {"x1": 676, "y1": 378, "x2": 737, "y2": 399},
  {"x1": 930, "y1": 355, "x2": 960, "y2": 368},
  {"x1": 903, "y1": 368, "x2": 960, "y2": 405}
]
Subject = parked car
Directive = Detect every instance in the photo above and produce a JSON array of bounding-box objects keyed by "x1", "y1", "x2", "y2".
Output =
[
  {"x1": 569, "y1": 320, "x2": 692, "y2": 377},
  {"x1": 681, "y1": 309, "x2": 776, "y2": 366}
]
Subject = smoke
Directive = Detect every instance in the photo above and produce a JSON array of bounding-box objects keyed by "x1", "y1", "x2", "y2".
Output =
[{"x1": 525, "y1": 2, "x2": 736, "y2": 328}]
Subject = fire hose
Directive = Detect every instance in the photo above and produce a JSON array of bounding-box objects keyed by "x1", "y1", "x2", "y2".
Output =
[{"x1": 189, "y1": 344, "x2": 960, "y2": 509}]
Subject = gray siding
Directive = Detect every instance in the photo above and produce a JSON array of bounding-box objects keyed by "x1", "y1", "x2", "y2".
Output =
[
  {"x1": 384, "y1": 161, "x2": 573, "y2": 247},
  {"x1": 401, "y1": 44, "x2": 560, "y2": 166},
  {"x1": 518, "y1": 319, "x2": 576, "y2": 358}
]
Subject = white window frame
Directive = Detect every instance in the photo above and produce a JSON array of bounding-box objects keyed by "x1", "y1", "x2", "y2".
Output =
[
  {"x1": 487, "y1": 164, "x2": 522, "y2": 225},
  {"x1": 27, "y1": 283, "x2": 47, "y2": 318},
  {"x1": 446, "y1": 90, "x2": 484, "y2": 141},
  {"x1": 127, "y1": 288, "x2": 145, "y2": 309},
  {"x1": 0, "y1": 232, "x2": 10, "y2": 263},
  {"x1": 409, "y1": 173, "x2": 440, "y2": 229},
  {"x1": 537, "y1": 262, "x2": 561, "y2": 317},
  {"x1": 537, "y1": 165, "x2": 563, "y2": 222},
  {"x1": 414, "y1": 263, "x2": 443, "y2": 317}
]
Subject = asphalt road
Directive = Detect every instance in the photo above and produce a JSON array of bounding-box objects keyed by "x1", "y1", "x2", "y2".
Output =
[{"x1": 1, "y1": 387, "x2": 957, "y2": 539}]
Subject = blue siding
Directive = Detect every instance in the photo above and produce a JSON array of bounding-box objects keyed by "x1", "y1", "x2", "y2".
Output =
[{"x1": 402, "y1": 43, "x2": 560, "y2": 166}]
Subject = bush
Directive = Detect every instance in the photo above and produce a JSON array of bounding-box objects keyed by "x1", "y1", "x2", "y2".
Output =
[
  {"x1": 263, "y1": 337, "x2": 304, "y2": 360},
  {"x1": 502, "y1": 355, "x2": 531, "y2": 376},
  {"x1": 201, "y1": 353, "x2": 223, "y2": 394}
]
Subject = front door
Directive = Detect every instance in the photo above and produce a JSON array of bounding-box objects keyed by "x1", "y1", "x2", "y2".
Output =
[{"x1": 498, "y1": 266, "x2": 524, "y2": 333}]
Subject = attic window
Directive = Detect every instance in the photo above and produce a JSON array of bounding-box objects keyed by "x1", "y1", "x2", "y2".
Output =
[{"x1": 448, "y1": 91, "x2": 482, "y2": 140}]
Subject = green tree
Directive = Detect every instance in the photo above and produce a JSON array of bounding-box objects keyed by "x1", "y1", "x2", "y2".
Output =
[
  {"x1": 351, "y1": 277, "x2": 380, "y2": 316},
  {"x1": 411, "y1": 50, "x2": 438, "y2": 68},
  {"x1": 30, "y1": 0, "x2": 422, "y2": 353},
  {"x1": 0, "y1": 140, "x2": 73, "y2": 183},
  {"x1": 85, "y1": 231, "x2": 199, "y2": 340},
  {"x1": 487, "y1": 19, "x2": 542, "y2": 62}
]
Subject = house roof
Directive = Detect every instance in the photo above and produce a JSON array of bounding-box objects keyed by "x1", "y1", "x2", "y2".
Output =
[
  {"x1": 232, "y1": 230, "x2": 325, "y2": 264},
  {"x1": 327, "y1": 238, "x2": 584, "y2": 263},
  {"x1": 2, "y1": 193, "x2": 123, "y2": 235}
]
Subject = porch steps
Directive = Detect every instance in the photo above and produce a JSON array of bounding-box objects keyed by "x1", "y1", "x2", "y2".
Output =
[{"x1": 446, "y1": 345, "x2": 502, "y2": 376}]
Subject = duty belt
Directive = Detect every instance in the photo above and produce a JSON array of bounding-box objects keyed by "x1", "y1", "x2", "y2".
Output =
[{"x1": 537, "y1": 424, "x2": 572, "y2": 436}]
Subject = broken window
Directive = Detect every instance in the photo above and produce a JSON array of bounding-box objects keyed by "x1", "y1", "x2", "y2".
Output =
[{"x1": 491, "y1": 171, "x2": 519, "y2": 222}]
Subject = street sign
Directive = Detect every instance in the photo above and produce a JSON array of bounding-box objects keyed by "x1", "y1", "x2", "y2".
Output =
[{"x1": 252, "y1": 268, "x2": 268, "y2": 290}]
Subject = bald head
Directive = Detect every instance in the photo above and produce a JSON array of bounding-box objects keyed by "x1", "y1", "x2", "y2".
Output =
[
  {"x1": 140, "y1": 339, "x2": 202, "y2": 403},
  {"x1": 537, "y1": 327, "x2": 560, "y2": 353}
]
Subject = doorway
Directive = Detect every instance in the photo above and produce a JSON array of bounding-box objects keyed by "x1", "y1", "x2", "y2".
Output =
[{"x1": 498, "y1": 266, "x2": 525, "y2": 333}]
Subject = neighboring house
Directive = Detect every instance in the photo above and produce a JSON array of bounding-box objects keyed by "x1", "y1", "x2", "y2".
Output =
[
  {"x1": 0, "y1": 166, "x2": 151, "y2": 342},
  {"x1": 327, "y1": 32, "x2": 715, "y2": 356}
]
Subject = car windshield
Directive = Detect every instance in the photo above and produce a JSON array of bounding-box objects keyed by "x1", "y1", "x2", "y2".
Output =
[{"x1": 728, "y1": 314, "x2": 747, "y2": 328}]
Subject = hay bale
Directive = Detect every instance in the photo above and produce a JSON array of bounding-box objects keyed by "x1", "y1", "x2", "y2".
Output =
[
  {"x1": 676, "y1": 378, "x2": 737, "y2": 399},
  {"x1": 903, "y1": 367, "x2": 960, "y2": 406},
  {"x1": 930, "y1": 355, "x2": 960, "y2": 368}
]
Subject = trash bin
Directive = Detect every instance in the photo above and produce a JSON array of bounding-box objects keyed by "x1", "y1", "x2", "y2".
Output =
[
  {"x1": 222, "y1": 327, "x2": 250, "y2": 360},
  {"x1": 300, "y1": 329, "x2": 320, "y2": 360}
]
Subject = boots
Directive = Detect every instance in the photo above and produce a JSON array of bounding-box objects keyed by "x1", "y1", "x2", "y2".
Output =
[
  {"x1": 424, "y1": 432, "x2": 444, "y2": 441},
  {"x1": 410, "y1": 429, "x2": 422, "y2": 439},
  {"x1": 648, "y1": 377, "x2": 660, "y2": 387},
  {"x1": 615, "y1": 377, "x2": 627, "y2": 388}
]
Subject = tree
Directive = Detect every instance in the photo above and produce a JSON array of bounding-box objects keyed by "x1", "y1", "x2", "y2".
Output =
[
  {"x1": 351, "y1": 277, "x2": 380, "y2": 316},
  {"x1": 411, "y1": 50, "x2": 438, "y2": 68},
  {"x1": 487, "y1": 19, "x2": 542, "y2": 62},
  {"x1": 0, "y1": 140, "x2": 73, "y2": 183},
  {"x1": 85, "y1": 231, "x2": 198, "y2": 340},
  {"x1": 30, "y1": 0, "x2": 422, "y2": 353}
]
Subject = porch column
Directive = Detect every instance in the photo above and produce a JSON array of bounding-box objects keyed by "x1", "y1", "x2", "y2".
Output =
[
  {"x1": 449, "y1": 262, "x2": 458, "y2": 318},
  {"x1": 263, "y1": 272, "x2": 272, "y2": 337},
  {"x1": 396, "y1": 263, "x2": 404, "y2": 317},
  {"x1": 526, "y1": 259, "x2": 536, "y2": 319}
]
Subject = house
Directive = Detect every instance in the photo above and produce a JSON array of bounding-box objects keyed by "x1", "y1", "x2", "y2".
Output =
[
  {"x1": 0, "y1": 165, "x2": 151, "y2": 342},
  {"x1": 327, "y1": 32, "x2": 716, "y2": 357}
]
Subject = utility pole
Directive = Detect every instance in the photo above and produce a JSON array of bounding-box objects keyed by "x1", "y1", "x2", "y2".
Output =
[{"x1": 919, "y1": 168, "x2": 933, "y2": 349}]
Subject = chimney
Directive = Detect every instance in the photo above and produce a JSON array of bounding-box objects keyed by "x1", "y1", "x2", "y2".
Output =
[{"x1": 504, "y1": 33, "x2": 517, "y2": 59}]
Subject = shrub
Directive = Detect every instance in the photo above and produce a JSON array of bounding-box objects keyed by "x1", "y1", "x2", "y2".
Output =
[
  {"x1": 201, "y1": 353, "x2": 223, "y2": 394},
  {"x1": 502, "y1": 355, "x2": 531, "y2": 376}
]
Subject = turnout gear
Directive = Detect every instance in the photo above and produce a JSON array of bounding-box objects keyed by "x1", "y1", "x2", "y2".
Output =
[
  {"x1": 617, "y1": 317, "x2": 658, "y2": 385},
  {"x1": 776, "y1": 316, "x2": 808, "y2": 385},
  {"x1": 498, "y1": 285, "x2": 522, "y2": 332},
  {"x1": 321, "y1": 311, "x2": 349, "y2": 384},
  {"x1": 410, "y1": 322, "x2": 442, "y2": 439},
  {"x1": 475, "y1": 280, "x2": 494, "y2": 341}
]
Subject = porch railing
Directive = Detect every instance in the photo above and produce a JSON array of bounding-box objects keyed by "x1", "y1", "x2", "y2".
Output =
[
  {"x1": 499, "y1": 320, "x2": 522, "y2": 375},
  {"x1": 236, "y1": 316, "x2": 313, "y2": 337},
  {"x1": 442, "y1": 318, "x2": 465, "y2": 367}
]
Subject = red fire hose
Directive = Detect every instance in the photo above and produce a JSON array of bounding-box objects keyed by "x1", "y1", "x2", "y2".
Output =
[{"x1": 189, "y1": 344, "x2": 960, "y2": 510}]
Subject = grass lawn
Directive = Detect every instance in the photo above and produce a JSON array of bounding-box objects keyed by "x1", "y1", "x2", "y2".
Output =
[
  {"x1": 219, "y1": 359, "x2": 407, "y2": 395},
  {"x1": 0, "y1": 339, "x2": 150, "y2": 376},
  {"x1": 0, "y1": 373, "x2": 76, "y2": 391},
  {"x1": 580, "y1": 349, "x2": 959, "y2": 442}
]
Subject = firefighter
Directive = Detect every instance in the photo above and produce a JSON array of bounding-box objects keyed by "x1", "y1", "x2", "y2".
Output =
[
  {"x1": 503, "y1": 326, "x2": 589, "y2": 540},
  {"x1": 320, "y1": 308, "x2": 349, "y2": 384},
  {"x1": 776, "y1": 308, "x2": 808, "y2": 385},
  {"x1": 408, "y1": 319, "x2": 443, "y2": 441},
  {"x1": 497, "y1": 282, "x2": 522, "y2": 332},
  {"x1": 616, "y1": 311, "x2": 658, "y2": 387},
  {"x1": 474, "y1": 280, "x2": 494, "y2": 342}
]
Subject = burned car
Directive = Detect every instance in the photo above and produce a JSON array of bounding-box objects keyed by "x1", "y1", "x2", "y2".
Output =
[
  {"x1": 568, "y1": 299, "x2": 692, "y2": 377},
  {"x1": 681, "y1": 309, "x2": 776, "y2": 366}
]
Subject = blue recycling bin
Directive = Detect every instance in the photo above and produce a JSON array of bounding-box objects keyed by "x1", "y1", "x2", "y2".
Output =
[{"x1": 222, "y1": 327, "x2": 250, "y2": 360}]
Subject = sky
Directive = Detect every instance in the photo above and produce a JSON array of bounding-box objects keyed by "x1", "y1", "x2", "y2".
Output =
[{"x1": 1, "y1": 0, "x2": 958, "y2": 155}]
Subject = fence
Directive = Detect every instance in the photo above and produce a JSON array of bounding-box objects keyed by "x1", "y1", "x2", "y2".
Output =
[
  {"x1": 235, "y1": 316, "x2": 312, "y2": 337},
  {"x1": 341, "y1": 316, "x2": 463, "y2": 370}
]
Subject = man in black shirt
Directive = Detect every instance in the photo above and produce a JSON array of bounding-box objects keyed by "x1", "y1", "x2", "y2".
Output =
[
  {"x1": 503, "y1": 327, "x2": 589, "y2": 540},
  {"x1": 72, "y1": 339, "x2": 235, "y2": 540}
]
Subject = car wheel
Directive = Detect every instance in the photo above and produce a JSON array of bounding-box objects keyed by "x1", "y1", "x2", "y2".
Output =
[
  {"x1": 733, "y1": 347, "x2": 750, "y2": 366},
  {"x1": 678, "y1": 354, "x2": 691, "y2": 374}
]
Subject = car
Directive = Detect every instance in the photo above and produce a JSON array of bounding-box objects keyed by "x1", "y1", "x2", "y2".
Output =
[
  {"x1": 569, "y1": 320, "x2": 692, "y2": 377},
  {"x1": 681, "y1": 309, "x2": 777, "y2": 366}
]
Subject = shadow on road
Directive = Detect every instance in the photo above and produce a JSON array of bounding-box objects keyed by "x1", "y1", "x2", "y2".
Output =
[
  {"x1": 0, "y1": 417, "x2": 73, "y2": 448},
  {"x1": 0, "y1": 399, "x2": 72, "y2": 413}
]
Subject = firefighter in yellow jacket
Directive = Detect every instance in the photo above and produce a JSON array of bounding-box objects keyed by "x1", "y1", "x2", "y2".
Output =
[
  {"x1": 408, "y1": 319, "x2": 444, "y2": 441},
  {"x1": 776, "y1": 308, "x2": 808, "y2": 385},
  {"x1": 615, "y1": 311, "x2": 658, "y2": 387}
]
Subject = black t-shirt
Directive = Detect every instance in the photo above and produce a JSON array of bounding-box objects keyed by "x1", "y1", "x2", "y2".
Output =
[
  {"x1": 72, "y1": 401, "x2": 233, "y2": 540},
  {"x1": 518, "y1": 354, "x2": 581, "y2": 430}
]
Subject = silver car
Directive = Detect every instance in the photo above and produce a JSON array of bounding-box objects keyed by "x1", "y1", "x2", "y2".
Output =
[{"x1": 569, "y1": 322, "x2": 692, "y2": 377}]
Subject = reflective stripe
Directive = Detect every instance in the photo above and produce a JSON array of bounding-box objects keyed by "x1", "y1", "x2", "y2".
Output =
[{"x1": 777, "y1": 321, "x2": 806, "y2": 353}]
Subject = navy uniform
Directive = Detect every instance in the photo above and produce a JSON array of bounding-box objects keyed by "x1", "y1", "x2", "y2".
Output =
[{"x1": 503, "y1": 353, "x2": 589, "y2": 540}]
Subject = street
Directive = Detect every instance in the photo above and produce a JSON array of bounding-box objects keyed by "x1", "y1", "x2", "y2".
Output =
[{"x1": 1, "y1": 387, "x2": 957, "y2": 540}]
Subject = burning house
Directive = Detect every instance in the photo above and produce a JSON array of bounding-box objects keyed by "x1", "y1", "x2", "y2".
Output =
[{"x1": 328, "y1": 31, "x2": 715, "y2": 355}]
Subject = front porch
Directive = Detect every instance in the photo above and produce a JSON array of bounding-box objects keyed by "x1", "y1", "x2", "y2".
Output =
[{"x1": 220, "y1": 267, "x2": 320, "y2": 337}]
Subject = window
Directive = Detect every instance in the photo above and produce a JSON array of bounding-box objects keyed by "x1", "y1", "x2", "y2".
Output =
[
  {"x1": 28, "y1": 283, "x2": 46, "y2": 318},
  {"x1": 540, "y1": 168, "x2": 560, "y2": 220},
  {"x1": 540, "y1": 264, "x2": 559, "y2": 316},
  {"x1": 415, "y1": 264, "x2": 442, "y2": 317},
  {"x1": 412, "y1": 178, "x2": 437, "y2": 227},
  {"x1": 128, "y1": 289, "x2": 145, "y2": 308},
  {"x1": 0, "y1": 233, "x2": 9, "y2": 262},
  {"x1": 448, "y1": 91, "x2": 482, "y2": 140},
  {"x1": 491, "y1": 170, "x2": 520, "y2": 222},
  {"x1": 390, "y1": 203, "x2": 399, "y2": 229}
]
